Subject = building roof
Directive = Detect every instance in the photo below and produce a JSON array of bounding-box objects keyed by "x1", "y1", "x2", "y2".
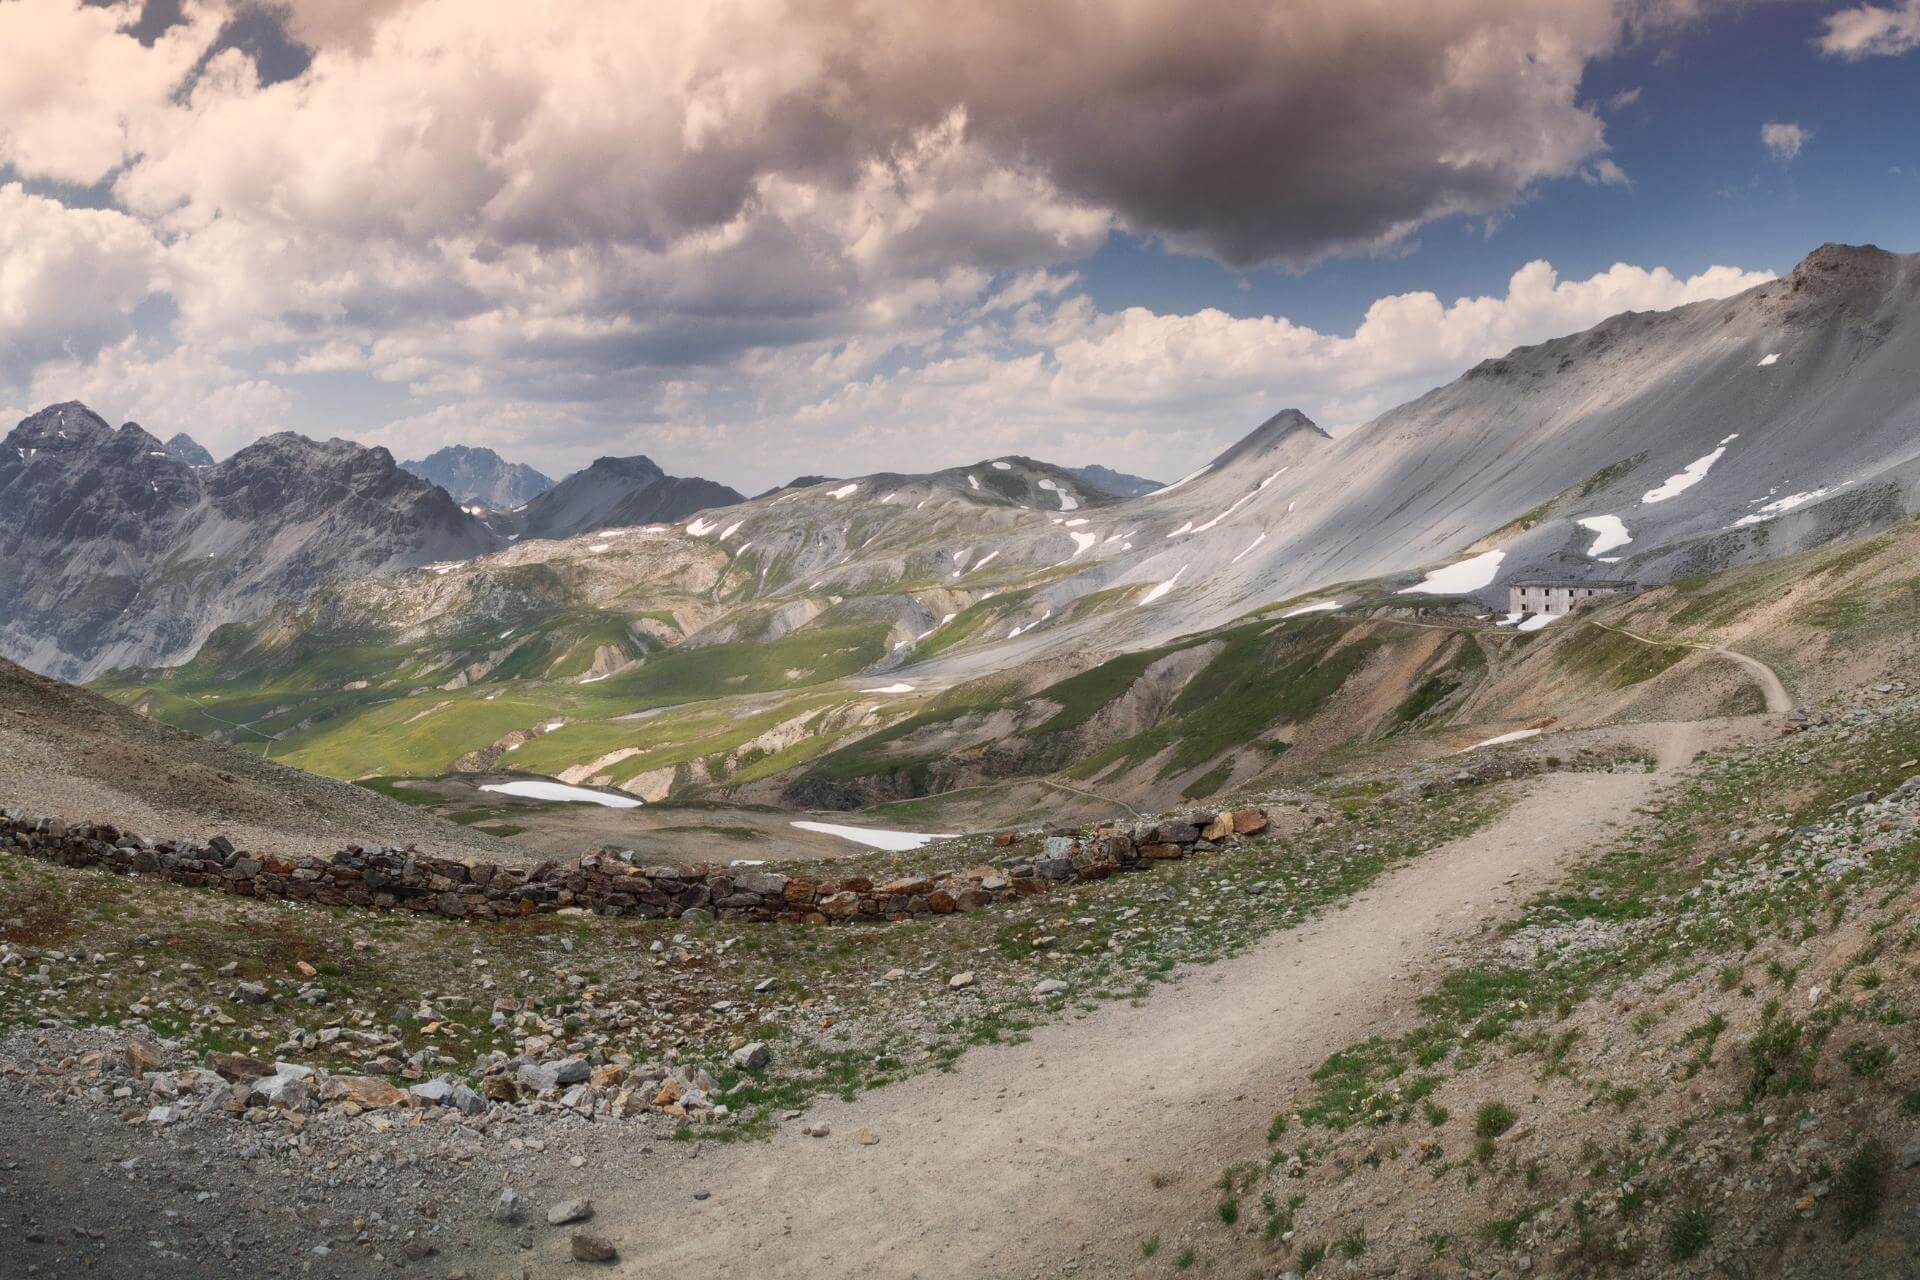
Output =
[{"x1": 1508, "y1": 579, "x2": 1637, "y2": 589}]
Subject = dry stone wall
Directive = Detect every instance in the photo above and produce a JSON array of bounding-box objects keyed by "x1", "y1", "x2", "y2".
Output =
[{"x1": 0, "y1": 804, "x2": 1310, "y2": 927}]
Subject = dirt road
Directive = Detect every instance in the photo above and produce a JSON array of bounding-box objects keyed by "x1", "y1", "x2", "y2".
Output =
[{"x1": 507, "y1": 724, "x2": 1704, "y2": 1279}]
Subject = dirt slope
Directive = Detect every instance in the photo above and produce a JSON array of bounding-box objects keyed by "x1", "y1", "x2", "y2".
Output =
[{"x1": 0, "y1": 657, "x2": 525, "y2": 862}]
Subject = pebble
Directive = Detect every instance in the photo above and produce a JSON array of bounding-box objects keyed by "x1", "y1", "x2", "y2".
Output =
[
  {"x1": 547, "y1": 1198, "x2": 594, "y2": 1226},
  {"x1": 571, "y1": 1233, "x2": 618, "y2": 1263}
]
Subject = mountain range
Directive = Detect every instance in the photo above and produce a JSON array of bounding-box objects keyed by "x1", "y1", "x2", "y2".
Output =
[
  {"x1": 0, "y1": 403, "x2": 496, "y2": 681},
  {"x1": 13, "y1": 242, "x2": 1920, "y2": 808}
]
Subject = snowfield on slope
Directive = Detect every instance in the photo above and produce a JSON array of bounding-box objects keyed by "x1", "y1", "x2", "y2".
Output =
[
  {"x1": 1730, "y1": 487, "x2": 1834, "y2": 528},
  {"x1": 1575, "y1": 515, "x2": 1631, "y2": 556},
  {"x1": 1398, "y1": 549, "x2": 1504, "y2": 595},
  {"x1": 1643, "y1": 436, "x2": 1736, "y2": 503},
  {"x1": 1458, "y1": 727, "x2": 1544, "y2": 752},
  {"x1": 1139, "y1": 565, "x2": 1188, "y2": 605},
  {"x1": 790, "y1": 821, "x2": 956, "y2": 851},
  {"x1": 480, "y1": 780, "x2": 643, "y2": 808}
]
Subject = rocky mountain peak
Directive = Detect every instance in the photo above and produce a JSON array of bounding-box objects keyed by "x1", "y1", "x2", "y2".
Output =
[
  {"x1": 514, "y1": 453, "x2": 743, "y2": 541},
  {"x1": 580, "y1": 454, "x2": 667, "y2": 481},
  {"x1": 399, "y1": 444, "x2": 554, "y2": 509},
  {"x1": 1206, "y1": 408, "x2": 1331, "y2": 471},
  {"x1": 6, "y1": 401, "x2": 117, "y2": 451},
  {"x1": 164, "y1": 433, "x2": 215, "y2": 466},
  {"x1": 1781, "y1": 242, "x2": 1902, "y2": 300}
]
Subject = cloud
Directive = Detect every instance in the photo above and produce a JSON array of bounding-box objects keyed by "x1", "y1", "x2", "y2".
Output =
[
  {"x1": 740, "y1": 257, "x2": 1775, "y2": 489},
  {"x1": 11, "y1": 338, "x2": 291, "y2": 457},
  {"x1": 0, "y1": 0, "x2": 226, "y2": 187},
  {"x1": 1605, "y1": 86, "x2": 1643, "y2": 110},
  {"x1": 1818, "y1": 0, "x2": 1920, "y2": 58},
  {"x1": 1761, "y1": 121, "x2": 1810, "y2": 162},
  {"x1": 1581, "y1": 158, "x2": 1633, "y2": 186},
  {"x1": 0, "y1": 0, "x2": 1753, "y2": 486},
  {"x1": 0, "y1": 183, "x2": 169, "y2": 376}
]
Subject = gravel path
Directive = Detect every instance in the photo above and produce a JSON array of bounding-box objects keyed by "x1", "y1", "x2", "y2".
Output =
[{"x1": 482, "y1": 723, "x2": 1699, "y2": 1279}]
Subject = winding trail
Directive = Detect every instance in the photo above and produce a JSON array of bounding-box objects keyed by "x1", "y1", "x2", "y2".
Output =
[
  {"x1": 510, "y1": 724, "x2": 1704, "y2": 1279},
  {"x1": 1591, "y1": 620, "x2": 1794, "y2": 714}
]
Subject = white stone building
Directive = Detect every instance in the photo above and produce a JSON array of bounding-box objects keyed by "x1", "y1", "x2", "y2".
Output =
[{"x1": 1507, "y1": 579, "x2": 1636, "y2": 617}]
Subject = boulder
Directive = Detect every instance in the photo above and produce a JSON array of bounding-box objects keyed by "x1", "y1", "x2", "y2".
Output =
[
  {"x1": 124, "y1": 1038, "x2": 168, "y2": 1075},
  {"x1": 729, "y1": 1042, "x2": 771, "y2": 1072},
  {"x1": 324, "y1": 1076, "x2": 408, "y2": 1109},
  {"x1": 205, "y1": 1051, "x2": 275, "y2": 1082},
  {"x1": 818, "y1": 890, "x2": 861, "y2": 920},
  {"x1": 1231, "y1": 808, "x2": 1269, "y2": 835}
]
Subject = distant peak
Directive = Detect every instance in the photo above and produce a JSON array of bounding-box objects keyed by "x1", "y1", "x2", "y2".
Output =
[
  {"x1": 585, "y1": 454, "x2": 665, "y2": 477},
  {"x1": 164, "y1": 432, "x2": 215, "y2": 466}
]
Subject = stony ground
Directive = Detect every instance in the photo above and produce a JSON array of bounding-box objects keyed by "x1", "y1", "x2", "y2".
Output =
[{"x1": 0, "y1": 735, "x2": 1654, "y2": 1278}]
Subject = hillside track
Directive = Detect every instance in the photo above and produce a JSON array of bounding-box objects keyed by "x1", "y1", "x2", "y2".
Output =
[
  {"x1": 1592, "y1": 620, "x2": 1794, "y2": 714},
  {"x1": 502, "y1": 723, "x2": 1708, "y2": 1279}
]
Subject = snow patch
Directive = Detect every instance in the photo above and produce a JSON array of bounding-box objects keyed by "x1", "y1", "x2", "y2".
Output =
[
  {"x1": 1730, "y1": 487, "x2": 1833, "y2": 528},
  {"x1": 991, "y1": 460, "x2": 1012, "y2": 470},
  {"x1": 1575, "y1": 514, "x2": 1631, "y2": 556},
  {"x1": 1155, "y1": 463, "x2": 1211, "y2": 495},
  {"x1": 1757, "y1": 353, "x2": 1780, "y2": 366},
  {"x1": 1186, "y1": 487, "x2": 1259, "y2": 534},
  {"x1": 587, "y1": 543, "x2": 610, "y2": 553},
  {"x1": 1459, "y1": 728, "x2": 1543, "y2": 753},
  {"x1": 867, "y1": 682, "x2": 915, "y2": 693},
  {"x1": 685, "y1": 517, "x2": 719, "y2": 536},
  {"x1": 955, "y1": 549, "x2": 999, "y2": 576},
  {"x1": 827, "y1": 483, "x2": 859, "y2": 500},
  {"x1": 1516, "y1": 613, "x2": 1562, "y2": 632},
  {"x1": 1036, "y1": 478, "x2": 1079, "y2": 510},
  {"x1": 480, "y1": 781, "x2": 642, "y2": 808},
  {"x1": 790, "y1": 821, "x2": 955, "y2": 851},
  {"x1": 1229, "y1": 532, "x2": 1267, "y2": 564},
  {"x1": 1139, "y1": 565, "x2": 1188, "y2": 605},
  {"x1": 1642, "y1": 441, "x2": 1733, "y2": 503},
  {"x1": 1397, "y1": 549, "x2": 1505, "y2": 595},
  {"x1": 719, "y1": 520, "x2": 743, "y2": 539},
  {"x1": 1067, "y1": 531, "x2": 1098, "y2": 557},
  {"x1": 1279, "y1": 600, "x2": 1340, "y2": 618},
  {"x1": 1007, "y1": 610, "x2": 1052, "y2": 639},
  {"x1": 967, "y1": 474, "x2": 981, "y2": 490}
]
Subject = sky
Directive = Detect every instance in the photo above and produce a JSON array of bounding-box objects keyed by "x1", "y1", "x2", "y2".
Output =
[{"x1": 1, "y1": 1, "x2": 1917, "y2": 493}]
